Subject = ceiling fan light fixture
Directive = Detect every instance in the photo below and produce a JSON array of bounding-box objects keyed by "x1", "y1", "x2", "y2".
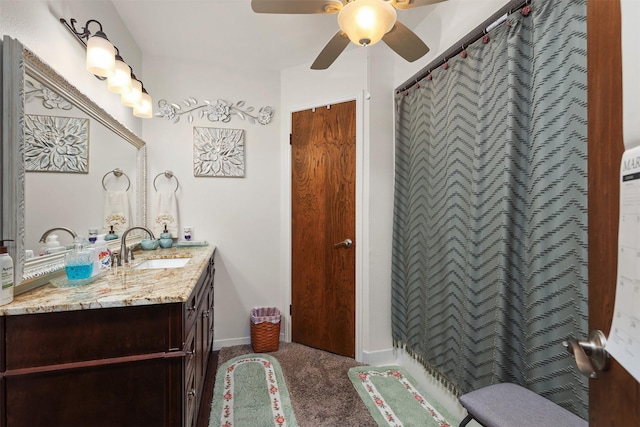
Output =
[{"x1": 338, "y1": 0, "x2": 397, "y2": 46}]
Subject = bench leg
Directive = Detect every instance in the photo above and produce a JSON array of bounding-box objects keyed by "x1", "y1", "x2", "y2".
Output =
[{"x1": 459, "y1": 414, "x2": 474, "y2": 427}]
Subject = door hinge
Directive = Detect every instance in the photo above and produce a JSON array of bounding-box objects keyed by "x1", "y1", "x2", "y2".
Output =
[
  {"x1": 289, "y1": 134, "x2": 292, "y2": 145},
  {"x1": 289, "y1": 304, "x2": 292, "y2": 316}
]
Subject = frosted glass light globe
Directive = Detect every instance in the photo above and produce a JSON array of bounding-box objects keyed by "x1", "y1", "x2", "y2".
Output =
[{"x1": 338, "y1": 0, "x2": 397, "y2": 46}]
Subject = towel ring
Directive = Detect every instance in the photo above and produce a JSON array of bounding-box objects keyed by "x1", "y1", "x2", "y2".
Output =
[
  {"x1": 102, "y1": 168, "x2": 131, "y2": 191},
  {"x1": 153, "y1": 170, "x2": 180, "y2": 192}
]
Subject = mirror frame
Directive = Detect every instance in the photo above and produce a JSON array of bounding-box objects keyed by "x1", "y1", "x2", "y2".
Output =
[{"x1": 2, "y1": 36, "x2": 147, "y2": 292}]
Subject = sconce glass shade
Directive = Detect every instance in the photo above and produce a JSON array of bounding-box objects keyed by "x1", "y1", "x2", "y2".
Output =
[
  {"x1": 133, "y1": 89, "x2": 153, "y2": 119},
  {"x1": 338, "y1": 0, "x2": 397, "y2": 46},
  {"x1": 121, "y1": 77, "x2": 142, "y2": 107},
  {"x1": 86, "y1": 31, "x2": 116, "y2": 77},
  {"x1": 107, "y1": 56, "x2": 132, "y2": 94}
]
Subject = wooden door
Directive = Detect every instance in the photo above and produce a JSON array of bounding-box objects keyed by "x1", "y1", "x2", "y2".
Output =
[
  {"x1": 587, "y1": 0, "x2": 640, "y2": 425},
  {"x1": 291, "y1": 100, "x2": 356, "y2": 358}
]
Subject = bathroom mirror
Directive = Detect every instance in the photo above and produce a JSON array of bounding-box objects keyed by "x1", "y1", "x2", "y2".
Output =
[{"x1": 2, "y1": 36, "x2": 147, "y2": 292}]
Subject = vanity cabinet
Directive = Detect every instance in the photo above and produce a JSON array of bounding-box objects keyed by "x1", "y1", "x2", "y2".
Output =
[{"x1": 0, "y1": 254, "x2": 215, "y2": 427}]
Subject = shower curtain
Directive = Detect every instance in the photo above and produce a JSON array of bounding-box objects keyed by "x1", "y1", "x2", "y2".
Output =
[{"x1": 391, "y1": 0, "x2": 588, "y2": 418}]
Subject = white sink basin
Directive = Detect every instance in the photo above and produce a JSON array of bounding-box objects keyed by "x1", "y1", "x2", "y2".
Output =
[{"x1": 133, "y1": 258, "x2": 191, "y2": 270}]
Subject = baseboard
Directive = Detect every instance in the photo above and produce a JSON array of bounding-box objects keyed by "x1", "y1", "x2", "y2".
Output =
[
  {"x1": 361, "y1": 347, "x2": 396, "y2": 366},
  {"x1": 213, "y1": 337, "x2": 250, "y2": 351},
  {"x1": 213, "y1": 332, "x2": 286, "y2": 351}
]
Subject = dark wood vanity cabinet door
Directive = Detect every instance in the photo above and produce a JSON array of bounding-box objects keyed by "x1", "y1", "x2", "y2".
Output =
[{"x1": 5, "y1": 357, "x2": 183, "y2": 427}]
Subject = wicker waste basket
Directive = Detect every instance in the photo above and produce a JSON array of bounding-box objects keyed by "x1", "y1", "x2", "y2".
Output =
[{"x1": 250, "y1": 307, "x2": 281, "y2": 352}]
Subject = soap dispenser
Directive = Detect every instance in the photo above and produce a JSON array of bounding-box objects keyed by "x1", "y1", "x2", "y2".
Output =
[
  {"x1": 64, "y1": 237, "x2": 93, "y2": 281},
  {"x1": 0, "y1": 239, "x2": 15, "y2": 306},
  {"x1": 45, "y1": 234, "x2": 65, "y2": 254},
  {"x1": 159, "y1": 224, "x2": 173, "y2": 249},
  {"x1": 105, "y1": 225, "x2": 118, "y2": 241}
]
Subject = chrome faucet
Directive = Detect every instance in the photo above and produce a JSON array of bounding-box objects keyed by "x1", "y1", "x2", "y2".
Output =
[
  {"x1": 38, "y1": 227, "x2": 78, "y2": 243},
  {"x1": 119, "y1": 226, "x2": 155, "y2": 266}
]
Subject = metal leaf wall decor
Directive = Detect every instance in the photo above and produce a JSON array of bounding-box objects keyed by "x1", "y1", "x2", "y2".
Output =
[{"x1": 156, "y1": 97, "x2": 274, "y2": 125}]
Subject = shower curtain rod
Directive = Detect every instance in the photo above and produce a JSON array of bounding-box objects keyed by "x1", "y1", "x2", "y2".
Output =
[{"x1": 396, "y1": 0, "x2": 530, "y2": 93}]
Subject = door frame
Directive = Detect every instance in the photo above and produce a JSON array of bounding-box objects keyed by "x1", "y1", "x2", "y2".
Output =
[{"x1": 281, "y1": 92, "x2": 365, "y2": 361}]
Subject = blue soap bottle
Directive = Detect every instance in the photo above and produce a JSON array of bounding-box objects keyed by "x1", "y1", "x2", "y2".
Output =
[{"x1": 64, "y1": 237, "x2": 93, "y2": 281}]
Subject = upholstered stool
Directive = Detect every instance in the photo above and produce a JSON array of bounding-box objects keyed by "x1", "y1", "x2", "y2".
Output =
[{"x1": 458, "y1": 383, "x2": 587, "y2": 427}]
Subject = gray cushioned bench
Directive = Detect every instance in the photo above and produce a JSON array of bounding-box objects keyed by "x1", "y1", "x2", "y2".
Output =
[{"x1": 458, "y1": 383, "x2": 588, "y2": 427}]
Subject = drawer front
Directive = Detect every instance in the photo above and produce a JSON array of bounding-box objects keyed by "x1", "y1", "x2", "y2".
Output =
[{"x1": 5, "y1": 304, "x2": 181, "y2": 369}]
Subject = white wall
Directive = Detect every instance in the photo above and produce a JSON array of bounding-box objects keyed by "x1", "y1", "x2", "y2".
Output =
[{"x1": 140, "y1": 55, "x2": 281, "y2": 348}]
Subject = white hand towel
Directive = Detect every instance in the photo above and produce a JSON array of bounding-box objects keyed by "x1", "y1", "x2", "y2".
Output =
[
  {"x1": 103, "y1": 190, "x2": 130, "y2": 233},
  {"x1": 152, "y1": 191, "x2": 179, "y2": 237}
]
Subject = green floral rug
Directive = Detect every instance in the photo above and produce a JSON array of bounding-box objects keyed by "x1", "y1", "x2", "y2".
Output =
[
  {"x1": 348, "y1": 365, "x2": 458, "y2": 427},
  {"x1": 209, "y1": 354, "x2": 298, "y2": 427}
]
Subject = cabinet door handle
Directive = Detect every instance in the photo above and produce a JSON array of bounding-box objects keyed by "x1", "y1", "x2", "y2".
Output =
[
  {"x1": 203, "y1": 310, "x2": 210, "y2": 318},
  {"x1": 188, "y1": 390, "x2": 196, "y2": 398},
  {"x1": 187, "y1": 304, "x2": 196, "y2": 312}
]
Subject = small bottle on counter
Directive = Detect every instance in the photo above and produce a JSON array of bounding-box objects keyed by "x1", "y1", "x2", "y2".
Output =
[
  {"x1": 105, "y1": 225, "x2": 118, "y2": 241},
  {"x1": 0, "y1": 239, "x2": 15, "y2": 306},
  {"x1": 45, "y1": 234, "x2": 66, "y2": 254},
  {"x1": 94, "y1": 234, "x2": 111, "y2": 270},
  {"x1": 88, "y1": 227, "x2": 99, "y2": 244}
]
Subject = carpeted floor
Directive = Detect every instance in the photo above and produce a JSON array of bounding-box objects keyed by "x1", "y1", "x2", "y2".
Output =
[{"x1": 207, "y1": 342, "x2": 377, "y2": 426}]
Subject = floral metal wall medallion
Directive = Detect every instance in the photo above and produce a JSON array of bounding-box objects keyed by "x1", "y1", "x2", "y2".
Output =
[
  {"x1": 156, "y1": 97, "x2": 274, "y2": 125},
  {"x1": 24, "y1": 114, "x2": 89, "y2": 173},
  {"x1": 194, "y1": 127, "x2": 245, "y2": 177}
]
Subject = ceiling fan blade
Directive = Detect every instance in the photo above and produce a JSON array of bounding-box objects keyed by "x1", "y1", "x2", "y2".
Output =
[
  {"x1": 382, "y1": 21, "x2": 429, "y2": 62},
  {"x1": 391, "y1": 0, "x2": 447, "y2": 10},
  {"x1": 251, "y1": 0, "x2": 342, "y2": 14},
  {"x1": 311, "y1": 31, "x2": 350, "y2": 70}
]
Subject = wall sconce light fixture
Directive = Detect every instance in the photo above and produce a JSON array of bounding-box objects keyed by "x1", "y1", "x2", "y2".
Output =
[{"x1": 60, "y1": 18, "x2": 153, "y2": 118}]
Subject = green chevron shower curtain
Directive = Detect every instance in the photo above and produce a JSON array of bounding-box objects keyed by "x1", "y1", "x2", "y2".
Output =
[{"x1": 392, "y1": 0, "x2": 588, "y2": 418}]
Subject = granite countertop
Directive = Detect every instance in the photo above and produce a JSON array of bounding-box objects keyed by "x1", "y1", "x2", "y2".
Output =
[{"x1": 0, "y1": 244, "x2": 216, "y2": 316}]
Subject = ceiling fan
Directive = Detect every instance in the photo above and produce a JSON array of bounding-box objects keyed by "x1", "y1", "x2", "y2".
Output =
[{"x1": 251, "y1": 0, "x2": 446, "y2": 69}]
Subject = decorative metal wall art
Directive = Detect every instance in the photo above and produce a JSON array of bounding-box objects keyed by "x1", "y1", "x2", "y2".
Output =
[
  {"x1": 193, "y1": 127, "x2": 245, "y2": 177},
  {"x1": 24, "y1": 114, "x2": 89, "y2": 173},
  {"x1": 156, "y1": 97, "x2": 274, "y2": 125}
]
